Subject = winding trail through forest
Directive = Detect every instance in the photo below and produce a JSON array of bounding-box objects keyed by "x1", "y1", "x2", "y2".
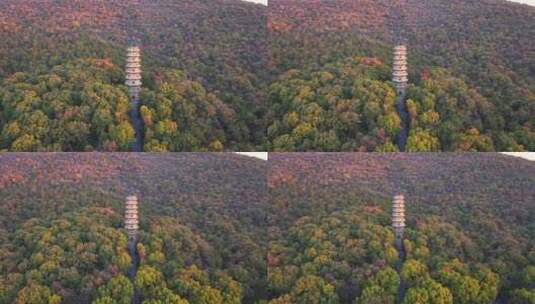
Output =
[
  {"x1": 131, "y1": 97, "x2": 144, "y2": 152},
  {"x1": 128, "y1": 240, "x2": 141, "y2": 304},
  {"x1": 395, "y1": 92, "x2": 409, "y2": 151},
  {"x1": 396, "y1": 242, "x2": 407, "y2": 304}
]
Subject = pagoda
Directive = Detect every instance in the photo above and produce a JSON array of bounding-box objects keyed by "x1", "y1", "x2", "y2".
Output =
[
  {"x1": 125, "y1": 46, "x2": 142, "y2": 100},
  {"x1": 392, "y1": 194, "x2": 406, "y2": 248},
  {"x1": 125, "y1": 195, "x2": 139, "y2": 241},
  {"x1": 392, "y1": 45, "x2": 408, "y2": 94}
]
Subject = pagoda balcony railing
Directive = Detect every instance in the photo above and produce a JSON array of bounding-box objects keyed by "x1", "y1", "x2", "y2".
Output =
[{"x1": 126, "y1": 80, "x2": 142, "y2": 86}]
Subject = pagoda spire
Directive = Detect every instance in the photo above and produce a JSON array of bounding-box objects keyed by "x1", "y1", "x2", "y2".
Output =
[
  {"x1": 125, "y1": 195, "x2": 139, "y2": 241},
  {"x1": 124, "y1": 195, "x2": 142, "y2": 302},
  {"x1": 125, "y1": 45, "x2": 144, "y2": 152},
  {"x1": 125, "y1": 46, "x2": 142, "y2": 100},
  {"x1": 392, "y1": 194, "x2": 406, "y2": 249},
  {"x1": 392, "y1": 45, "x2": 408, "y2": 95}
]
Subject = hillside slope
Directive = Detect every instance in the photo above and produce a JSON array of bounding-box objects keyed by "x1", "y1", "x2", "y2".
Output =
[
  {"x1": 0, "y1": 0, "x2": 268, "y2": 151},
  {"x1": 0, "y1": 153, "x2": 267, "y2": 303},
  {"x1": 268, "y1": 153, "x2": 535, "y2": 303},
  {"x1": 267, "y1": 0, "x2": 535, "y2": 151}
]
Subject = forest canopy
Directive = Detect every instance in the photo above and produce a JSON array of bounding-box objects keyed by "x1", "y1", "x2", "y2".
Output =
[
  {"x1": 0, "y1": 0, "x2": 534, "y2": 151},
  {"x1": 1, "y1": 153, "x2": 534, "y2": 303},
  {"x1": 268, "y1": 153, "x2": 535, "y2": 303},
  {"x1": 267, "y1": 0, "x2": 535, "y2": 151},
  {"x1": 0, "y1": 0, "x2": 268, "y2": 151},
  {"x1": 0, "y1": 59, "x2": 133, "y2": 151},
  {"x1": 0, "y1": 153, "x2": 267, "y2": 304}
]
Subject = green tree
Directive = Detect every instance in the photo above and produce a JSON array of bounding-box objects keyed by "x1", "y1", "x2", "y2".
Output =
[
  {"x1": 403, "y1": 287, "x2": 429, "y2": 304},
  {"x1": 406, "y1": 129, "x2": 440, "y2": 152},
  {"x1": 510, "y1": 289, "x2": 535, "y2": 304},
  {"x1": 290, "y1": 275, "x2": 338, "y2": 304},
  {"x1": 437, "y1": 260, "x2": 498, "y2": 304},
  {"x1": 401, "y1": 259, "x2": 429, "y2": 286},
  {"x1": 136, "y1": 266, "x2": 165, "y2": 295},
  {"x1": 110, "y1": 122, "x2": 135, "y2": 151},
  {"x1": 403, "y1": 279, "x2": 452, "y2": 304},
  {"x1": 15, "y1": 284, "x2": 61, "y2": 304},
  {"x1": 95, "y1": 275, "x2": 133, "y2": 304},
  {"x1": 358, "y1": 285, "x2": 394, "y2": 304}
]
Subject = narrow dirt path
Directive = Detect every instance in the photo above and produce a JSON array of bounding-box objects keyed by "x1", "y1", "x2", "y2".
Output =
[
  {"x1": 396, "y1": 242, "x2": 407, "y2": 304},
  {"x1": 395, "y1": 92, "x2": 409, "y2": 151},
  {"x1": 128, "y1": 240, "x2": 141, "y2": 304},
  {"x1": 131, "y1": 97, "x2": 144, "y2": 152}
]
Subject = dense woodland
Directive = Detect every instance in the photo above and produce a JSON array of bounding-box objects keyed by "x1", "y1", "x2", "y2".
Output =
[
  {"x1": 268, "y1": 153, "x2": 535, "y2": 303},
  {"x1": 1, "y1": 152, "x2": 534, "y2": 303},
  {"x1": 0, "y1": 59, "x2": 134, "y2": 151},
  {"x1": 0, "y1": 153, "x2": 267, "y2": 303},
  {"x1": 0, "y1": 0, "x2": 267, "y2": 151},
  {"x1": 139, "y1": 69, "x2": 240, "y2": 152},
  {"x1": 266, "y1": 58, "x2": 400, "y2": 152},
  {"x1": 0, "y1": 0, "x2": 534, "y2": 151},
  {"x1": 267, "y1": 0, "x2": 535, "y2": 151}
]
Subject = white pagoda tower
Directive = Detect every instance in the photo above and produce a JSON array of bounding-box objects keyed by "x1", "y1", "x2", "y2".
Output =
[
  {"x1": 392, "y1": 45, "x2": 408, "y2": 94},
  {"x1": 125, "y1": 46, "x2": 142, "y2": 100},
  {"x1": 392, "y1": 194, "x2": 406, "y2": 248},
  {"x1": 125, "y1": 195, "x2": 139, "y2": 241}
]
